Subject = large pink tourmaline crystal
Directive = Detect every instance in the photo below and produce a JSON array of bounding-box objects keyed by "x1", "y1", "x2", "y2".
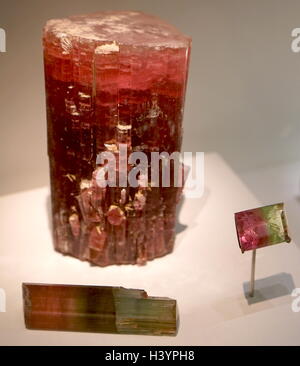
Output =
[{"x1": 44, "y1": 11, "x2": 191, "y2": 266}]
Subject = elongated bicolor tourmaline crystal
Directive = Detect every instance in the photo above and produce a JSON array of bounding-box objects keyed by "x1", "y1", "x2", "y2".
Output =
[
  {"x1": 44, "y1": 11, "x2": 191, "y2": 266},
  {"x1": 23, "y1": 283, "x2": 178, "y2": 336},
  {"x1": 235, "y1": 203, "x2": 291, "y2": 253}
]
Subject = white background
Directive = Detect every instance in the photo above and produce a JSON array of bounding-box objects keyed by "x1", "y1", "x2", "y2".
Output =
[{"x1": 1, "y1": 0, "x2": 300, "y2": 345}]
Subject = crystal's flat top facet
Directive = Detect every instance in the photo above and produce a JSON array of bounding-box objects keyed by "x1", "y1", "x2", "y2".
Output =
[
  {"x1": 44, "y1": 11, "x2": 191, "y2": 48},
  {"x1": 235, "y1": 203, "x2": 291, "y2": 253}
]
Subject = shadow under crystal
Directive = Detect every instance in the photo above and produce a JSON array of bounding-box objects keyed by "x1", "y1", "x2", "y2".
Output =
[{"x1": 243, "y1": 272, "x2": 295, "y2": 305}]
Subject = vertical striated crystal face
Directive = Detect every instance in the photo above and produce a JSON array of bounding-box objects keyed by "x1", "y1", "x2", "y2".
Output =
[
  {"x1": 23, "y1": 283, "x2": 178, "y2": 336},
  {"x1": 44, "y1": 11, "x2": 191, "y2": 266},
  {"x1": 235, "y1": 203, "x2": 291, "y2": 253}
]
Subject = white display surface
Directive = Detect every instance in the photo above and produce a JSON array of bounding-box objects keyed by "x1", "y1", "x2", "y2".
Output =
[{"x1": 1, "y1": 152, "x2": 300, "y2": 346}]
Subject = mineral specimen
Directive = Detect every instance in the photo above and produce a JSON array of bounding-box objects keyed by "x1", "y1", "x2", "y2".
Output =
[
  {"x1": 23, "y1": 283, "x2": 178, "y2": 336},
  {"x1": 235, "y1": 203, "x2": 291, "y2": 253},
  {"x1": 44, "y1": 11, "x2": 191, "y2": 266}
]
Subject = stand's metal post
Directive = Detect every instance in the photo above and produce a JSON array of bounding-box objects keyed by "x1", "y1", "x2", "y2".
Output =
[{"x1": 249, "y1": 249, "x2": 256, "y2": 297}]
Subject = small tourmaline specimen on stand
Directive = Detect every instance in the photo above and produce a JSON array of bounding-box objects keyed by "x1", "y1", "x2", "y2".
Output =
[
  {"x1": 235, "y1": 203, "x2": 291, "y2": 253},
  {"x1": 44, "y1": 11, "x2": 191, "y2": 266},
  {"x1": 23, "y1": 283, "x2": 178, "y2": 336}
]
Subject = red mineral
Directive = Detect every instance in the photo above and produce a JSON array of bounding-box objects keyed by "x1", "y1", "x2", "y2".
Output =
[{"x1": 44, "y1": 11, "x2": 191, "y2": 266}]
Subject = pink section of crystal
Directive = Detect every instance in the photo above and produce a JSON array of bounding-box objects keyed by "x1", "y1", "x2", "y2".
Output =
[{"x1": 235, "y1": 211, "x2": 269, "y2": 253}]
